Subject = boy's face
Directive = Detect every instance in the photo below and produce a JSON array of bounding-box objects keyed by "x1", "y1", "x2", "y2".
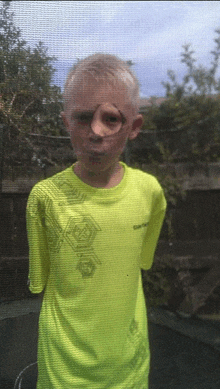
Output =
[{"x1": 61, "y1": 76, "x2": 143, "y2": 173}]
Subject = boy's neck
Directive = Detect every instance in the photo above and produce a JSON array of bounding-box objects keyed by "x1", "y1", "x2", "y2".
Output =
[{"x1": 74, "y1": 161, "x2": 124, "y2": 188}]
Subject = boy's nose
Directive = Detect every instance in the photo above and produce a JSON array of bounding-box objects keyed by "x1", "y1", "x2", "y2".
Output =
[
  {"x1": 91, "y1": 105, "x2": 109, "y2": 137},
  {"x1": 91, "y1": 119, "x2": 106, "y2": 137}
]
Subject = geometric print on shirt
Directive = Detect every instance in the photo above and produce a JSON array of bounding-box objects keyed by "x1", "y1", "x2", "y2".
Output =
[{"x1": 45, "y1": 188, "x2": 102, "y2": 278}]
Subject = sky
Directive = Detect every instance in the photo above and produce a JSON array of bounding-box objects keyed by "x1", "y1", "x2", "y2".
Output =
[{"x1": 9, "y1": 1, "x2": 220, "y2": 97}]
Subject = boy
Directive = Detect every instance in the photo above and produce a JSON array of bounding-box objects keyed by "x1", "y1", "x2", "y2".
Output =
[{"x1": 26, "y1": 53, "x2": 166, "y2": 388}]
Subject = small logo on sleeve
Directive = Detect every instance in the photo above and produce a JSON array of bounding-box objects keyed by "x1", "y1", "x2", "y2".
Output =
[{"x1": 133, "y1": 222, "x2": 149, "y2": 230}]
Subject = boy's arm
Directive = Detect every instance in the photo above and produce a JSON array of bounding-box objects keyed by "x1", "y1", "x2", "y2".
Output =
[
  {"x1": 26, "y1": 186, "x2": 50, "y2": 294},
  {"x1": 140, "y1": 187, "x2": 166, "y2": 270}
]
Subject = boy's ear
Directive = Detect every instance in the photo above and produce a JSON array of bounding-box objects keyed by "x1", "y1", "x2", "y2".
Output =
[
  {"x1": 128, "y1": 114, "x2": 143, "y2": 140},
  {"x1": 61, "y1": 111, "x2": 70, "y2": 131}
]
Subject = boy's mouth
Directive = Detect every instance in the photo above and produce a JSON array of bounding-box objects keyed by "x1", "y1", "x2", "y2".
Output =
[{"x1": 88, "y1": 150, "x2": 106, "y2": 156}]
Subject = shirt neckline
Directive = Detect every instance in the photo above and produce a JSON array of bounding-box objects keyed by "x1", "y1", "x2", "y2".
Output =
[{"x1": 66, "y1": 161, "x2": 128, "y2": 200}]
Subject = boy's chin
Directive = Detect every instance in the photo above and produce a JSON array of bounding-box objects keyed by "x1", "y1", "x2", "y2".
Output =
[{"x1": 78, "y1": 157, "x2": 118, "y2": 173}]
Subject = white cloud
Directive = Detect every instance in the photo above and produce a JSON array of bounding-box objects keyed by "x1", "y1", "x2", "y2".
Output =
[
  {"x1": 8, "y1": 0, "x2": 220, "y2": 95},
  {"x1": 128, "y1": 1, "x2": 220, "y2": 66},
  {"x1": 10, "y1": 1, "x2": 125, "y2": 38},
  {"x1": 10, "y1": 1, "x2": 220, "y2": 64}
]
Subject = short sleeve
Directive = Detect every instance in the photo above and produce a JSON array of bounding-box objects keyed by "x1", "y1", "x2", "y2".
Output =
[
  {"x1": 140, "y1": 186, "x2": 166, "y2": 270},
  {"x1": 26, "y1": 185, "x2": 50, "y2": 293}
]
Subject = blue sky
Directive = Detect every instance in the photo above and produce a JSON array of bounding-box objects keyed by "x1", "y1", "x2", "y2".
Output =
[{"x1": 9, "y1": 1, "x2": 220, "y2": 97}]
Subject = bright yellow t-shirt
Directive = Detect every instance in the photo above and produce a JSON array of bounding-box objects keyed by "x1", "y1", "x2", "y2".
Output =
[{"x1": 26, "y1": 162, "x2": 166, "y2": 389}]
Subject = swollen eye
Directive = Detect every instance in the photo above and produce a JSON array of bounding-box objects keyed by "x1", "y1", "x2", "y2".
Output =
[
  {"x1": 91, "y1": 103, "x2": 124, "y2": 137},
  {"x1": 77, "y1": 113, "x2": 93, "y2": 122},
  {"x1": 104, "y1": 115, "x2": 120, "y2": 124}
]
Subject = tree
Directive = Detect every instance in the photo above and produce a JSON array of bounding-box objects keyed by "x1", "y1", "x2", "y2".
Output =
[
  {"x1": 126, "y1": 60, "x2": 135, "y2": 67},
  {"x1": 128, "y1": 28, "x2": 220, "y2": 247},
  {"x1": 138, "y1": 30, "x2": 220, "y2": 310},
  {"x1": 0, "y1": 1, "x2": 67, "y2": 176},
  {"x1": 138, "y1": 29, "x2": 220, "y2": 164},
  {"x1": 160, "y1": 29, "x2": 220, "y2": 162},
  {"x1": 163, "y1": 29, "x2": 220, "y2": 97}
]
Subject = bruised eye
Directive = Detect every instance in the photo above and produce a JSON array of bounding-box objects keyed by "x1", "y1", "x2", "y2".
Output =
[
  {"x1": 103, "y1": 115, "x2": 120, "y2": 125},
  {"x1": 72, "y1": 113, "x2": 93, "y2": 123}
]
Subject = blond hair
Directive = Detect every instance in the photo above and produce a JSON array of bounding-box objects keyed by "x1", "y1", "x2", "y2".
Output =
[{"x1": 63, "y1": 53, "x2": 140, "y2": 112}]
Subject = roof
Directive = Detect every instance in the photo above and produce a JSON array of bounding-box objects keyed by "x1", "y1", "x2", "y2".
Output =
[
  {"x1": 139, "y1": 97, "x2": 167, "y2": 108},
  {"x1": 139, "y1": 94, "x2": 220, "y2": 109}
]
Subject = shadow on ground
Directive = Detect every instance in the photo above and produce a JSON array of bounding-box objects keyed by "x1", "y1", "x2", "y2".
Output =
[{"x1": 149, "y1": 321, "x2": 220, "y2": 389}]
